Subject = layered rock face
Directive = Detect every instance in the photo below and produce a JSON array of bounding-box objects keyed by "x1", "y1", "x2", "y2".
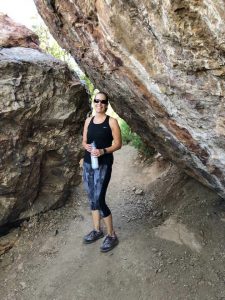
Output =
[
  {"x1": 35, "y1": 0, "x2": 225, "y2": 198},
  {"x1": 0, "y1": 15, "x2": 89, "y2": 226}
]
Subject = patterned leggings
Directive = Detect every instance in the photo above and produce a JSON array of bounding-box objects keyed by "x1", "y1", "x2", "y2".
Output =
[{"x1": 83, "y1": 162, "x2": 112, "y2": 218}]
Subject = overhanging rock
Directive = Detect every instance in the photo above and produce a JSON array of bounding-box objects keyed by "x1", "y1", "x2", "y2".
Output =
[{"x1": 35, "y1": 0, "x2": 225, "y2": 198}]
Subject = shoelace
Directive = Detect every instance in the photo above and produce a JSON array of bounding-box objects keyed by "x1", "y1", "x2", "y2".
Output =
[
  {"x1": 88, "y1": 230, "x2": 97, "y2": 238},
  {"x1": 103, "y1": 235, "x2": 115, "y2": 245},
  {"x1": 91, "y1": 230, "x2": 102, "y2": 237}
]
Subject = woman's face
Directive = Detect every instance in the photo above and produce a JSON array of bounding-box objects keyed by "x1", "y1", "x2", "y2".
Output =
[{"x1": 94, "y1": 93, "x2": 108, "y2": 113}]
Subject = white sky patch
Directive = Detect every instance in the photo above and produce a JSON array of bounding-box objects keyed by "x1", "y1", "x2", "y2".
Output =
[{"x1": 0, "y1": 0, "x2": 43, "y2": 29}]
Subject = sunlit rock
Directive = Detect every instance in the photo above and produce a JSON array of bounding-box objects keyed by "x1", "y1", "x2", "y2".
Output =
[{"x1": 0, "y1": 13, "x2": 39, "y2": 49}]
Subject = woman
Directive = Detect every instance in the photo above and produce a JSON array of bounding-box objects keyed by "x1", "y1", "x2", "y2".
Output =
[{"x1": 82, "y1": 92, "x2": 122, "y2": 252}]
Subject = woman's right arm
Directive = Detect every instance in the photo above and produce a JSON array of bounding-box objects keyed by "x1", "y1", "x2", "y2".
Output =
[{"x1": 82, "y1": 117, "x2": 92, "y2": 153}]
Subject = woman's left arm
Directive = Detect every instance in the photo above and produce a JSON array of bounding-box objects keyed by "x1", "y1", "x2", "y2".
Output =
[{"x1": 105, "y1": 117, "x2": 122, "y2": 154}]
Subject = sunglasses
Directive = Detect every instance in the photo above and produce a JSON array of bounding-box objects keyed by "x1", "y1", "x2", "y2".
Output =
[{"x1": 94, "y1": 98, "x2": 108, "y2": 105}]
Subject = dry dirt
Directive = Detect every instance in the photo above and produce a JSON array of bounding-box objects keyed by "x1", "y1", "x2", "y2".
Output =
[{"x1": 1, "y1": 145, "x2": 225, "y2": 300}]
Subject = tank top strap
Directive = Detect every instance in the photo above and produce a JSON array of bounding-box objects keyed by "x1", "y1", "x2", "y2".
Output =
[
  {"x1": 90, "y1": 116, "x2": 94, "y2": 124},
  {"x1": 105, "y1": 115, "x2": 110, "y2": 124}
]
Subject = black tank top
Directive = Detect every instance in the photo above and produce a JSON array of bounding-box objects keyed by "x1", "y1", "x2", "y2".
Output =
[{"x1": 84, "y1": 115, "x2": 114, "y2": 165}]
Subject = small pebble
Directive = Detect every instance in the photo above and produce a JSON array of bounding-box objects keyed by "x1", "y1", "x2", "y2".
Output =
[
  {"x1": 135, "y1": 189, "x2": 143, "y2": 195},
  {"x1": 158, "y1": 268, "x2": 162, "y2": 273},
  {"x1": 17, "y1": 263, "x2": 23, "y2": 271},
  {"x1": 19, "y1": 282, "x2": 26, "y2": 289}
]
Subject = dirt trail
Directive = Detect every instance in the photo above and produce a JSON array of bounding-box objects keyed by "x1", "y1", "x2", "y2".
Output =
[{"x1": 1, "y1": 145, "x2": 225, "y2": 300}]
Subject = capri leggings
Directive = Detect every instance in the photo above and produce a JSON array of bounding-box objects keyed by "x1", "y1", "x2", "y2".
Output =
[{"x1": 83, "y1": 162, "x2": 112, "y2": 218}]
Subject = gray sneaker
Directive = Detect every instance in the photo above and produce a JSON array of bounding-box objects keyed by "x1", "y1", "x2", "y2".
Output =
[
  {"x1": 100, "y1": 234, "x2": 119, "y2": 252},
  {"x1": 83, "y1": 230, "x2": 104, "y2": 244}
]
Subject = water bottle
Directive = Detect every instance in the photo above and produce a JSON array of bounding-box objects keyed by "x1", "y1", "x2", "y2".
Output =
[{"x1": 91, "y1": 141, "x2": 99, "y2": 169}]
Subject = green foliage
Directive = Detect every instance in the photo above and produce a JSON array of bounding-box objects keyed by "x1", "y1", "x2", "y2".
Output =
[
  {"x1": 33, "y1": 24, "x2": 70, "y2": 62},
  {"x1": 119, "y1": 119, "x2": 133, "y2": 144},
  {"x1": 33, "y1": 24, "x2": 95, "y2": 97},
  {"x1": 119, "y1": 119, "x2": 155, "y2": 158},
  {"x1": 80, "y1": 74, "x2": 95, "y2": 97}
]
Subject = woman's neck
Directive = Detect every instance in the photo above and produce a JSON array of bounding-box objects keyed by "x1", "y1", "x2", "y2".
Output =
[{"x1": 95, "y1": 112, "x2": 106, "y2": 119}]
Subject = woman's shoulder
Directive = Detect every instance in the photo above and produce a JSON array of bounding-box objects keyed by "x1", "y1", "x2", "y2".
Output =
[
  {"x1": 108, "y1": 116, "x2": 119, "y2": 126},
  {"x1": 85, "y1": 116, "x2": 93, "y2": 126},
  {"x1": 108, "y1": 115, "x2": 118, "y2": 121}
]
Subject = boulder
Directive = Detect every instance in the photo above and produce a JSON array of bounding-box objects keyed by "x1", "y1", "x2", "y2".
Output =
[
  {"x1": 0, "y1": 15, "x2": 89, "y2": 226},
  {"x1": 34, "y1": 0, "x2": 225, "y2": 198}
]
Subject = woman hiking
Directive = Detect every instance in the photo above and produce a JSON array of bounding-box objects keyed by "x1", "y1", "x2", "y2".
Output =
[{"x1": 82, "y1": 92, "x2": 122, "y2": 252}]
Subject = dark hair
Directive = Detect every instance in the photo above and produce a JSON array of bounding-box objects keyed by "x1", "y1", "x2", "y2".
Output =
[{"x1": 96, "y1": 91, "x2": 109, "y2": 104}]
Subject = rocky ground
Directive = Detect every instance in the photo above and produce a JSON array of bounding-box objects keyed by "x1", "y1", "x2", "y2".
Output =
[{"x1": 0, "y1": 145, "x2": 225, "y2": 300}]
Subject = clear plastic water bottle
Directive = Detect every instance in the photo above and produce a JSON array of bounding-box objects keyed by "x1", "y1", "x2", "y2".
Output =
[{"x1": 91, "y1": 141, "x2": 99, "y2": 169}]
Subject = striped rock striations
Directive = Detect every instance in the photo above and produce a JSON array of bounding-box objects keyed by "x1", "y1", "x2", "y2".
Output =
[{"x1": 35, "y1": 0, "x2": 225, "y2": 198}]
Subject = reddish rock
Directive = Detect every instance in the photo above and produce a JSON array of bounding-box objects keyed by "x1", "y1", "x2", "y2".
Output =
[
  {"x1": 34, "y1": 0, "x2": 225, "y2": 198},
  {"x1": 0, "y1": 13, "x2": 39, "y2": 49}
]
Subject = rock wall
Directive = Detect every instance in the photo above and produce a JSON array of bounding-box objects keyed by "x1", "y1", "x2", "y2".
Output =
[
  {"x1": 0, "y1": 15, "x2": 89, "y2": 226},
  {"x1": 35, "y1": 0, "x2": 225, "y2": 198}
]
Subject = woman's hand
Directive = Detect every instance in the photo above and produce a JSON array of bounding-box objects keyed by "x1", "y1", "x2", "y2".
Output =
[
  {"x1": 84, "y1": 143, "x2": 92, "y2": 153},
  {"x1": 91, "y1": 148, "x2": 104, "y2": 157}
]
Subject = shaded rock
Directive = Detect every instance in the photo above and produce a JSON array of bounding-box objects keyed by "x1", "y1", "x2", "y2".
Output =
[
  {"x1": 34, "y1": 0, "x2": 225, "y2": 198},
  {"x1": 0, "y1": 17, "x2": 89, "y2": 227},
  {"x1": 0, "y1": 229, "x2": 19, "y2": 256}
]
